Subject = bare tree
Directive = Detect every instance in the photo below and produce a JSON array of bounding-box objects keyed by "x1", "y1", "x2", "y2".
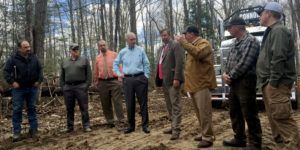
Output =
[
  {"x1": 33, "y1": 0, "x2": 48, "y2": 64},
  {"x1": 67, "y1": 0, "x2": 76, "y2": 42},
  {"x1": 108, "y1": 0, "x2": 114, "y2": 48},
  {"x1": 183, "y1": 0, "x2": 189, "y2": 27},
  {"x1": 168, "y1": 0, "x2": 174, "y2": 36},
  {"x1": 25, "y1": 0, "x2": 32, "y2": 42},
  {"x1": 114, "y1": 0, "x2": 121, "y2": 51},
  {"x1": 129, "y1": 0, "x2": 137, "y2": 35},
  {"x1": 100, "y1": 0, "x2": 106, "y2": 40}
]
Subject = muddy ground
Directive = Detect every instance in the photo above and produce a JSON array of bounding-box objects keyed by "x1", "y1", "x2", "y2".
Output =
[{"x1": 1, "y1": 89, "x2": 300, "y2": 150}]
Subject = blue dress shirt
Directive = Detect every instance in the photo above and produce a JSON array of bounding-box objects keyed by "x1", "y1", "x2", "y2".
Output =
[{"x1": 113, "y1": 45, "x2": 150, "y2": 78}]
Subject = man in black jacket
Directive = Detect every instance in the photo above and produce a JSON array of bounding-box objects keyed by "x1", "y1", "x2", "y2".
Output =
[{"x1": 3, "y1": 40, "x2": 43, "y2": 142}]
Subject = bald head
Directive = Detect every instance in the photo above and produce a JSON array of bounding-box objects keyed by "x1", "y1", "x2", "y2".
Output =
[
  {"x1": 126, "y1": 32, "x2": 136, "y2": 48},
  {"x1": 98, "y1": 39, "x2": 108, "y2": 53}
]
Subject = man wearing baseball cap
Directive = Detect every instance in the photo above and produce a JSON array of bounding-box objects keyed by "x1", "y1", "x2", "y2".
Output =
[
  {"x1": 223, "y1": 17, "x2": 262, "y2": 149},
  {"x1": 60, "y1": 43, "x2": 92, "y2": 133},
  {"x1": 256, "y1": 2, "x2": 300, "y2": 149},
  {"x1": 175, "y1": 25, "x2": 216, "y2": 148}
]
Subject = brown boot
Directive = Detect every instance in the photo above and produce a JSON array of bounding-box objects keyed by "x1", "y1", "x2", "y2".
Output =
[
  {"x1": 163, "y1": 128, "x2": 172, "y2": 134},
  {"x1": 170, "y1": 132, "x2": 180, "y2": 140},
  {"x1": 197, "y1": 140, "x2": 213, "y2": 148},
  {"x1": 194, "y1": 136, "x2": 202, "y2": 141}
]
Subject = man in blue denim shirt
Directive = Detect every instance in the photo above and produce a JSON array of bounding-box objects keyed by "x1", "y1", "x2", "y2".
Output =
[
  {"x1": 113, "y1": 32, "x2": 150, "y2": 134},
  {"x1": 3, "y1": 40, "x2": 43, "y2": 142}
]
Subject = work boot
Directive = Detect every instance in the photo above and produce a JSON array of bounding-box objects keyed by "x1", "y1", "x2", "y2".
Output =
[
  {"x1": 84, "y1": 127, "x2": 92, "y2": 132},
  {"x1": 194, "y1": 136, "x2": 202, "y2": 141},
  {"x1": 223, "y1": 138, "x2": 246, "y2": 147},
  {"x1": 29, "y1": 129, "x2": 39, "y2": 139},
  {"x1": 12, "y1": 132, "x2": 21, "y2": 142},
  {"x1": 163, "y1": 128, "x2": 172, "y2": 134},
  {"x1": 170, "y1": 132, "x2": 180, "y2": 140},
  {"x1": 198, "y1": 140, "x2": 213, "y2": 148},
  {"x1": 61, "y1": 127, "x2": 74, "y2": 133}
]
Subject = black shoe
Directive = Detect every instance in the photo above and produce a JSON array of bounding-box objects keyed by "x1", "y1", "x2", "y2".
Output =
[
  {"x1": 61, "y1": 128, "x2": 74, "y2": 133},
  {"x1": 142, "y1": 127, "x2": 150, "y2": 134},
  {"x1": 124, "y1": 128, "x2": 134, "y2": 134},
  {"x1": 12, "y1": 132, "x2": 21, "y2": 142},
  {"x1": 223, "y1": 138, "x2": 246, "y2": 147},
  {"x1": 107, "y1": 124, "x2": 115, "y2": 128},
  {"x1": 194, "y1": 136, "x2": 202, "y2": 141},
  {"x1": 29, "y1": 129, "x2": 39, "y2": 138}
]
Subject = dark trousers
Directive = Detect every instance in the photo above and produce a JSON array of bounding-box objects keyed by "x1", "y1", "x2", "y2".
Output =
[
  {"x1": 123, "y1": 75, "x2": 149, "y2": 130},
  {"x1": 63, "y1": 83, "x2": 90, "y2": 129},
  {"x1": 12, "y1": 87, "x2": 38, "y2": 133},
  {"x1": 228, "y1": 77, "x2": 262, "y2": 146}
]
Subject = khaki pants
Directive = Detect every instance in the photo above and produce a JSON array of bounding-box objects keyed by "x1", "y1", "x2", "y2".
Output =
[
  {"x1": 163, "y1": 84, "x2": 182, "y2": 133},
  {"x1": 98, "y1": 79, "x2": 125, "y2": 124},
  {"x1": 263, "y1": 83, "x2": 300, "y2": 149},
  {"x1": 191, "y1": 88, "x2": 214, "y2": 142}
]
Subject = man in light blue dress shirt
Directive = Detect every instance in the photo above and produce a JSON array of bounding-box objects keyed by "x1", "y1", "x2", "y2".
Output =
[{"x1": 113, "y1": 32, "x2": 150, "y2": 134}]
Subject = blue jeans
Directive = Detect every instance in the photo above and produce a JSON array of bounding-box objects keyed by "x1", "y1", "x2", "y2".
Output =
[{"x1": 12, "y1": 87, "x2": 38, "y2": 133}]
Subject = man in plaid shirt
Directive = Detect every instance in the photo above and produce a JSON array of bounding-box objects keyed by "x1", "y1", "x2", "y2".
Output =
[{"x1": 222, "y1": 17, "x2": 262, "y2": 149}]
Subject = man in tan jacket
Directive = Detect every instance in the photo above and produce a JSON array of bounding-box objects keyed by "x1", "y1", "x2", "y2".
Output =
[{"x1": 175, "y1": 25, "x2": 217, "y2": 148}]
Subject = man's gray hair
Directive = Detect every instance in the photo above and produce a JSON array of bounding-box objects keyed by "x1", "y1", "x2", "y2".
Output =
[{"x1": 125, "y1": 32, "x2": 136, "y2": 39}]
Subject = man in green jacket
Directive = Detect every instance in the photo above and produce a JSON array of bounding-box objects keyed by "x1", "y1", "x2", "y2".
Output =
[
  {"x1": 257, "y1": 2, "x2": 300, "y2": 149},
  {"x1": 60, "y1": 43, "x2": 92, "y2": 133}
]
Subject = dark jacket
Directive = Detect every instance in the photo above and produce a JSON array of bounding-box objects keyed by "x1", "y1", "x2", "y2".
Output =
[
  {"x1": 256, "y1": 22, "x2": 296, "y2": 88},
  {"x1": 155, "y1": 39, "x2": 185, "y2": 87},
  {"x1": 3, "y1": 52, "x2": 43, "y2": 87}
]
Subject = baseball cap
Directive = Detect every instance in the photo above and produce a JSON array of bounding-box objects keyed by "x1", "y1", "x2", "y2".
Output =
[
  {"x1": 182, "y1": 25, "x2": 199, "y2": 35},
  {"x1": 256, "y1": 2, "x2": 283, "y2": 15},
  {"x1": 69, "y1": 43, "x2": 79, "y2": 50},
  {"x1": 224, "y1": 17, "x2": 246, "y2": 28}
]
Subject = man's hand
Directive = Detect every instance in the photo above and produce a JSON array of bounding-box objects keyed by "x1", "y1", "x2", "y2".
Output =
[
  {"x1": 222, "y1": 73, "x2": 232, "y2": 85},
  {"x1": 174, "y1": 35, "x2": 186, "y2": 42},
  {"x1": 118, "y1": 73, "x2": 124, "y2": 82},
  {"x1": 173, "y1": 79, "x2": 180, "y2": 88},
  {"x1": 33, "y1": 82, "x2": 40, "y2": 87},
  {"x1": 12, "y1": 82, "x2": 20, "y2": 88}
]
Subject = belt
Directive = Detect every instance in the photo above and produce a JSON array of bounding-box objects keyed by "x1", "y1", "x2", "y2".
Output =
[
  {"x1": 124, "y1": 72, "x2": 144, "y2": 77},
  {"x1": 65, "y1": 81, "x2": 85, "y2": 85},
  {"x1": 98, "y1": 77, "x2": 117, "y2": 81}
]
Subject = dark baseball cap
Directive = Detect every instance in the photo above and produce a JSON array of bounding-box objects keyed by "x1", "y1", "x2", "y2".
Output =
[
  {"x1": 182, "y1": 25, "x2": 199, "y2": 35},
  {"x1": 69, "y1": 43, "x2": 79, "y2": 50},
  {"x1": 224, "y1": 17, "x2": 246, "y2": 28}
]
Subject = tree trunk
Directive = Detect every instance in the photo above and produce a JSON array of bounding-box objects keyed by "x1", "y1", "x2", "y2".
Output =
[
  {"x1": 129, "y1": 0, "x2": 137, "y2": 35},
  {"x1": 114, "y1": 0, "x2": 121, "y2": 51},
  {"x1": 100, "y1": 0, "x2": 106, "y2": 40},
  {"x1": 25, "y1": 0, "x2": 32, "y2": 43},
  {"x1": 78, "y1": 0, "x2": 87, "y2": 57},
  {"x1": 56, "y1": 3, "x2": 67, "y2": 57},
  {"x1": 168, "y1": 0, "x2": 174, "y2": 36},
  {"x1": 183, "y1": 0, "x2": 189, "y2": 27},
  {"x1": 195, "y1": 0, "x2": 202, "y2": 34},
  {"x1": 33, "y1": 0, "x2": 48, "y2": 64},
  {"x1": 68, "y1": 0, "x2": 76, "y2": 42},
  {"x1": 108, "y1": 0, "x2": 114, "y2": 49}
]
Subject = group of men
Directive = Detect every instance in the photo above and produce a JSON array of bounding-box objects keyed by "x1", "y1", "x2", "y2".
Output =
[{"x1": 3, "y1": 1, "x2": 300, "y2": 149}]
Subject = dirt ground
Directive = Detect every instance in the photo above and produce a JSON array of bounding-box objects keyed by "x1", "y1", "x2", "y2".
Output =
[{"x1": 1, "y1": 89, "x2": 300, "y2": 150}]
